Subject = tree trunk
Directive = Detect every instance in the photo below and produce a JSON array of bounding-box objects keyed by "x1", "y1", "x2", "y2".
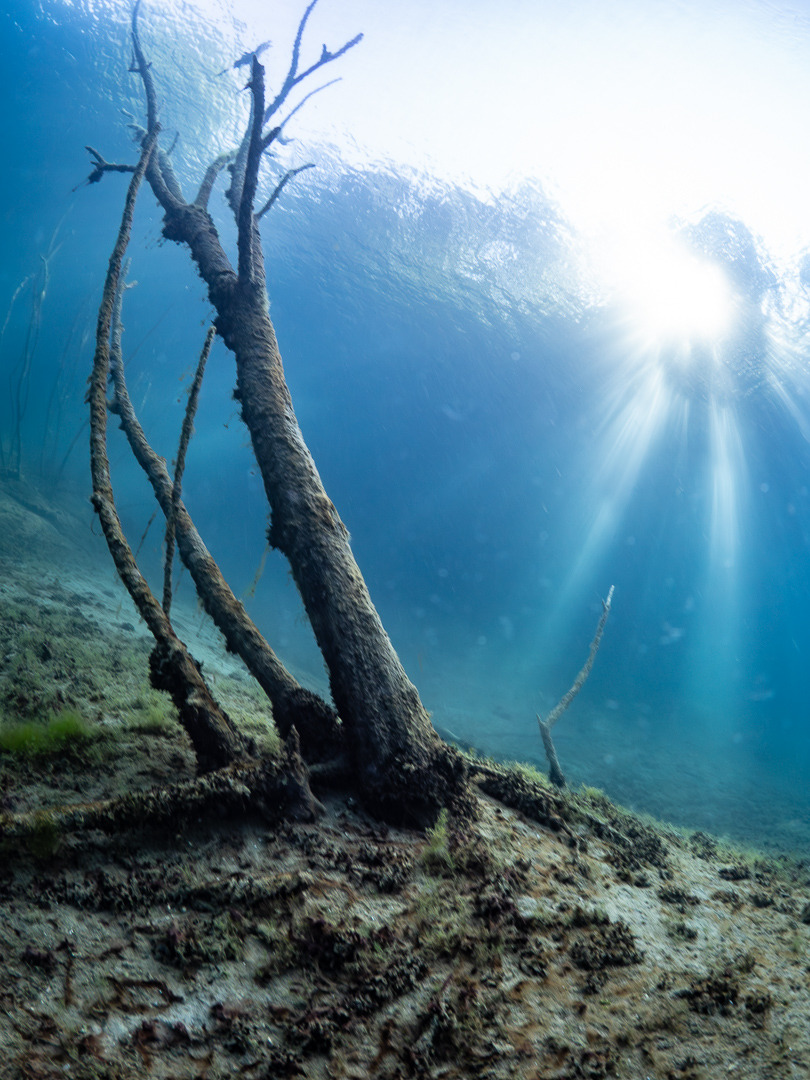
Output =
[
  {"x1": 88, "y1": 133, "x2": 248, "y2": 774},
  {"x1": 107, "y1": 291, "x2": 343, "y2": 763},
  {"x1": 92, "y1": 11, "x2": 472, "y2": 826},
  {"x1": 215, "y1": 278, "x2": 469, "y2": 824}
]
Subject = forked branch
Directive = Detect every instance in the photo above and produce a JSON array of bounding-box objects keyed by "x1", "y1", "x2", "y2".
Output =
[
  {"x1": 83, "y1": 147, "x2": 136, "y2": 186},
  {"x1": 263, "y1": 0, "x2": 362, "y2": 125},
  {"x1": 261, "y1": 79, "x2": 339, "y2": 152},
  {"x1": 230, "y1": 0, "x2": 361, "y2": 237}
]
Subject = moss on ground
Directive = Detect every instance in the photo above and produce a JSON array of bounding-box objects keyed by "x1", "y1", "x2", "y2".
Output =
[{"x1": 0, "y1": 707, "x2": 98, "y2": 760}]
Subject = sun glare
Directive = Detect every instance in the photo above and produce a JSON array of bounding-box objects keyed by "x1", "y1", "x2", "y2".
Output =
[{"x1": 608, "y1": 234, "x2": 735, "y2": 348}]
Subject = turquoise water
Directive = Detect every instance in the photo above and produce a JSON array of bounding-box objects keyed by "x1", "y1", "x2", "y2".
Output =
[{"x1": 3, "y1": 0, "x2": 810, "y2": 850}]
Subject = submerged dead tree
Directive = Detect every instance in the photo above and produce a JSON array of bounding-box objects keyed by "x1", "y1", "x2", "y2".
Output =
[
  {"x1": 84, "y1": 0, "x2": 470, "y2": 825},
  {"x1": 538, "y1": 585, "x2": 614, "y2": 788}
]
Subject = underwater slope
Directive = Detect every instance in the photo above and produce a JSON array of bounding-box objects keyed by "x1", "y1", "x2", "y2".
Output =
[{"x1": 2, "y1": 481, "x2": 810, "y2": 1078}]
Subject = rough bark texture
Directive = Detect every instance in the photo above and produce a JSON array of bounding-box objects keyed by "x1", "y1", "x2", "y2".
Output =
[
  {"x1": 87, "y1": 130, "x2": 247, "y2": 774},
  {"x1": 538, "y1": 718, "x2": 567, "y2": 788},
  {"x1": 107, "y1": 293, "x2": 343, "y2": 763},
  {"x1": 159, "y1": 200, "x2": 470, "y2": 823},
  {"x1": 0, "y1": 733, "x2": 321, "y2": 852},
  {"x1": 218, "y1": 279, "x2": 470, "y2": 823},
  {"x1": 89, "y1": 6, "x2": 472, "y2": 825}
]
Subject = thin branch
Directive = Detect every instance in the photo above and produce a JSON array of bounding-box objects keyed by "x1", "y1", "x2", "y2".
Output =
[
  {"x1": 163, "y1": 325, "x2": 215, "y2": 616},
  {"x1": 195, "y1": 149, "x2": 237, "y2": 208},
  {"x1": 80, "y1": 147, "x2": 136, "y2": 188},
  {"x1": 547, "y1": 585, "x2": 614, "y2": 731},
  {"x1": 0, "y1": 274, "x2": 32, "y2": 473},
  {"x1": 129, "y1": 0, "x2": 185, "y2": 209},
  {"x1": 88, "y1": 131, "x2": 163, "y2": 652},
  {"x1": 129, "y1": 0, "x2": 158, "y2": 132},
  {"x1": 257, "y1": 163, "x2": 315, "y2": 220},
  {"x1": 3, "y1": 234, "x2": 59, "y2": 478},
  {"x1": 294, "y1": 35, "x2": 363, "y2": 96},
  {"x1": 263, "y1": 0, "x2": 362, "y2": 126},
  {"x1": 264, "y1": 0, "x2": 319, "y2": 123},
  {"x1": 261, "y1": 79, "x2": 339, "y2": 152},
  {"x1": 537, "y1": 585, "x2": 615, "y2": 788},
  {"x1": 88, "y1": 127, "x2": 245, "y2": 772}
]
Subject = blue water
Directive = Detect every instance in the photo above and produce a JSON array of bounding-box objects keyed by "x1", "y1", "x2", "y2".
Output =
[{"x1": 3, "y1": 0, "x2": 810, "y2": 850}]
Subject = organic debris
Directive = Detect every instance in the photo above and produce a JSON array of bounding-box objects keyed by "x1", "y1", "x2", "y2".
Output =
[{"x1": 3, "y1": 485, "x2": 810, "y2": 1079}]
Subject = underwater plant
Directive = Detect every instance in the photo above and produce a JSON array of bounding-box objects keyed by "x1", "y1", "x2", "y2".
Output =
[
  {"x1": 0, "y1": 707, "x2": 95, "y2": 760},
  {"x1": 79, "y1": 0, "x2": 470, "y2": 827}
]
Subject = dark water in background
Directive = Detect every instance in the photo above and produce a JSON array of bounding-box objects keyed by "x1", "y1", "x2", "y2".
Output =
[{"x1": 3, "y1": 0, "x2": 810, "y2": 850}]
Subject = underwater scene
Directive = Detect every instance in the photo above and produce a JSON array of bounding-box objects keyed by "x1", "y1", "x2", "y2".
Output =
[
  {"x1": 5, "y1": 0, "x2": 810, "y2": 1076},
  {"x1": 5, "y1": 0, "x2": 810, "y2": 850}
]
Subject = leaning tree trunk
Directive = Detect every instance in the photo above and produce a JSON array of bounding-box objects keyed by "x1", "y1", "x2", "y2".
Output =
[
  {"x1": 84, "y1": 2, "x2": 472, "y2": 825},
  {"x1": 216, "y1": 277, "x2": 468, "y2": 822}
]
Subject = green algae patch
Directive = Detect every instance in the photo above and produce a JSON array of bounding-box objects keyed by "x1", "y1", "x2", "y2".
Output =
[{"x1": 0, "y1": 707, "x2": 97, "y2": 760}]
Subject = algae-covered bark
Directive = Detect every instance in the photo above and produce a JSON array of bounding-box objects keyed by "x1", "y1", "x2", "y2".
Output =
[
  {"x1": 87, "y1": 127, "x2": 248, "y2": 773},
  {"x1": 0, "y1": 734, "x2": 320, "y2": 853},
  {"x1": 84, "y1": 1, "x2": 470, "y2": 823},
  {"x1": 218, "y1": 278, "x2": 469, "y2": 823}
]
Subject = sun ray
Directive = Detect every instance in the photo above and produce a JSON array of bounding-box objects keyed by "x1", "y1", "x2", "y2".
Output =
[{"x1": 708, "y1": 398, "x2": 745, "y2": 573}]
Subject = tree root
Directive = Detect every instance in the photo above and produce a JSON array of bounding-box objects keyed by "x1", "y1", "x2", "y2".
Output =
[
  {"x1": 469, "y1": 760, "x2": 576, "y2": 843},
  {"x1": 0, "y1": 732, "x2": 321, "y2": 858}
]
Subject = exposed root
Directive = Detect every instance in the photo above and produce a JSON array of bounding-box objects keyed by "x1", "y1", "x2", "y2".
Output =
[{"x1": 0, "y1": 732, "x2": 321, "y2": 858}]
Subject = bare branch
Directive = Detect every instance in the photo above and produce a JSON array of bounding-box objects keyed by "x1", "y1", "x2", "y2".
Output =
[
  {"x1": 295, "y1": 34, "x2": 363, "y2": 91},
  {"x1": 266, "y1": 0, "x2": 320, "y2": 122},
  {"x1": 262, "y1": 0, "x2": 362, "y2": 126},
  {"x1": 130, "y1": 0, "x2": 158, "y2": 136},
  {"x1": 237, "y1": 55, "x2": 268, "y2": 284},
  {"x1": 548, "y1": 586, "x2": 614, "y2": 730},
  {"x1": 129, "y1": 0, "x2": 185, "y2": 209},
  {"x1": 537, "y1": 585, "x2": 615, "y2": 788},
  {"x1": 257, "y1": 163, "x2": 315, "y2": 220},
  {"x1": 80, "y1": 147, "x2": 136, "y2": 188},
  {"x1": 238, "y1": 6, "x2": 359, "y2": 220},
  {"x1": 163, "y1": 325, "x2": 215, "y2": 616},
  {"x1": 261, "y1": 78, "x2": 339, "y2": 152},
  {"x1": 195, "y1": 148, "x2": 237, "y2": 208}
]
